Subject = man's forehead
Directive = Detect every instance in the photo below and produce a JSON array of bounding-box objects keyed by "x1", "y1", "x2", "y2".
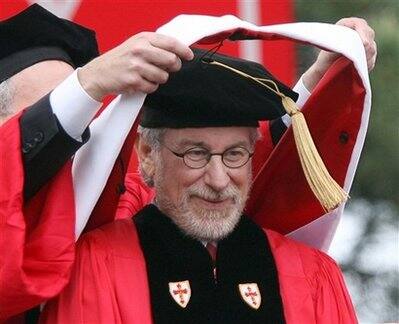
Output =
[{"x1": 164, "y1": 127, "x2": 255, "y2": 147}]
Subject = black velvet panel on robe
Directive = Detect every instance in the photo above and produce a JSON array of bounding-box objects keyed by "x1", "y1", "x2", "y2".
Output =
[{"x1": 133, "y1": 204, "x2": 285, "y2": 324}]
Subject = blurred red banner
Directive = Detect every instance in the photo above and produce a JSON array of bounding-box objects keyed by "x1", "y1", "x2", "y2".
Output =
[{"x1": 1, "y1": 0, "x2": 295, "y2": 84}]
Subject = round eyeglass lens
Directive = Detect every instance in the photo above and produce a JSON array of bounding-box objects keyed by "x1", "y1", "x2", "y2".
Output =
[
  {"x1": 184, "y1": 148, "x2": 209, "y2": 168},
  {"x1": 222, "y1": 147, "x2": 250, "y2": 168}
]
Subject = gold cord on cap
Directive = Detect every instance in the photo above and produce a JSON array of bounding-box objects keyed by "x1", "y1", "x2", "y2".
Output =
[{"x1": 205, "y1": 60, "x2": 348, "y2": 211}]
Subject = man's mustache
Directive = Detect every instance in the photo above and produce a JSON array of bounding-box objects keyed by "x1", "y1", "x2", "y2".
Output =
[{"x1": 186, "y1": 184, "x2": 241, "y2": 203}]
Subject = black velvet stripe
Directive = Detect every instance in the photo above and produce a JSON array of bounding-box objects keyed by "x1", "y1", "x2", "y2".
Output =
[
  {"x1": 134, "y1": 205, "x2": 216, "y2": 324},
  {"x1": 133, "y1": 204, "x2": 285, "y2": 324},
  {"x1": 216, "y1": 216, "x2": 286, "y2": 323}
]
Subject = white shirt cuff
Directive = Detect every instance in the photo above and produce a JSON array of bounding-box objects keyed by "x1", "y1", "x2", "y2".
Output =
[
  {"x1": 50, "y1": 69, "x2": 102, "y2": 140},
  {"x1": 281, "y1": 76, "x2": 312, "y2": 127}
]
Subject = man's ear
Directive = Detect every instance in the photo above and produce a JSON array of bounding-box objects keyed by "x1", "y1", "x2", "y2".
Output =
[{"x1": 135, "y1": 135, "x2": 155, "y2": 178}]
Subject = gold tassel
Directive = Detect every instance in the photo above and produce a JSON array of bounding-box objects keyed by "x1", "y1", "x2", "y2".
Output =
[
  {"x1": 205, "y1": 59, "x2": 349, "y2": 212},
  {"x1": 281, "y1": 96, "x2": 349, "y2": 211}
]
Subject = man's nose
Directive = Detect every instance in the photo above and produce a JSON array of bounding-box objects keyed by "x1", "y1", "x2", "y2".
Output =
[{"x1": 203, "y1": 156, "x2": 230, "y2": 192}]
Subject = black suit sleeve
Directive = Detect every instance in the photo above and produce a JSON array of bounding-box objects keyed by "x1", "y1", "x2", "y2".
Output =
[
  {"x1": 20, "y1": 94, "x2": 90, "y2": 200},
  {"x1": 269, "y1": 117, "x2": 288, "y2": 146}
]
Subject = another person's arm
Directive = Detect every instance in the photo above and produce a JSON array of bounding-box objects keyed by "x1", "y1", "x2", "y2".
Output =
[
  {"x1": 0, "y1": 33, "x2": 192, "y2": 321},
  {"x1": 20, "y1": 32, "x2": 193, "y2": 200},
  {"x1": 303, "y1": 17, "x2": 376, "y2": 92}
]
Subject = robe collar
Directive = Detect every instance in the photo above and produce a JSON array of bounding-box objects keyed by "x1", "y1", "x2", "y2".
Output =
[{"x1": 133, "y1": 204, "x2": 285, "y2": 323}]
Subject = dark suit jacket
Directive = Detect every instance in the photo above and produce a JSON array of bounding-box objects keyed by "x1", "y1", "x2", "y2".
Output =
[{"x1": 20, "y1": 94, "x2": 90, "y2": 200}]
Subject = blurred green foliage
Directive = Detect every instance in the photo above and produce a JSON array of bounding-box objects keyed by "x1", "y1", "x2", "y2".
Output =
[{"x1": 295, "y1": 1, "x2": 399, "y2": 321}]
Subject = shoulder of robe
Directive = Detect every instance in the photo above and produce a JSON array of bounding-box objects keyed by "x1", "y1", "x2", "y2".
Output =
[
  {"x1": 264, "y1": 229, "x2": 342, "y2": 283},
  {"x1": 77, "y1": 218, "x2": 140, "y2": 259}
]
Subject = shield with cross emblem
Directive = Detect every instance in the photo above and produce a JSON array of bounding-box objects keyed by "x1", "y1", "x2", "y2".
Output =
[
  {"x1": 169, "y1": 280, "x2": 191, "y2": 308},
  {"x1": 238, "y1": 283, "x2": 262, "y2": 310}
]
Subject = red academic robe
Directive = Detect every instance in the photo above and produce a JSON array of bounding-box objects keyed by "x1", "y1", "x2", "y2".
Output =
[
  {"x1": 0, "y1": 113, "x2": 76, "y2": 321},
  {"x1": 1, "y1": 57, "x2": 364, "y2": 322},
  {"x1": 40, "y1": 218, "x2": 357, "y2": 323},
  {"x1": 0, "y1": 109, "x2": 138, "y2": 322}
]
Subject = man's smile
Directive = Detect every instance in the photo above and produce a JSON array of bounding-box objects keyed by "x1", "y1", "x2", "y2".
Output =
[{"x1": 190, "y1": 195, "x2": 234, "y2": 210}]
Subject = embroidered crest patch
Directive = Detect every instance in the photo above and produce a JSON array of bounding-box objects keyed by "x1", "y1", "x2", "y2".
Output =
[
  {"x1": 169, "y1": 280, "x2": 191, "y2": 308},
  {"x1": 238, "y1": 283, "x2": 261, "y2": 310}
]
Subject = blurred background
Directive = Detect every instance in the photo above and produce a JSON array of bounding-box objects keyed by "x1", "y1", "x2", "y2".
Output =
[
  {"x1": 295, "y1": 1, "x2": 399, "y2": 322},
  {"x1": 1, "y1": 0, "x2": 398, "y2": 322}
]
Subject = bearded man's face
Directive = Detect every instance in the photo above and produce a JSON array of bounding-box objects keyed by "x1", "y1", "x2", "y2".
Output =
[{"x1": 149, "y1": 127, "x2": 254, "y2": 241}]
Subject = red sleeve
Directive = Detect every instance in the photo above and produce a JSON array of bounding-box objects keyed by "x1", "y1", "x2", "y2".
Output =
[
  {"x1": 39, "y1": 230, "x2": 119, "y2": 324},
  {"x1": 267, "y1": 229, "x2": 357, "y2": 323},
  {"x1": 40, "y1": 220, "x2": 153, "y2": 324},
  {"x1": 0, "y1": 114, "x2": 75, "y2": 320},
  {"x1": 309, "y1": 251, "x2": 358, "y2": 324}
]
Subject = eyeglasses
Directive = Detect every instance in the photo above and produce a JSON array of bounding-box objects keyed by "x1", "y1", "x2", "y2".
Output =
[{"x1": 163, "y1": 144, "x2": 254, "y2": 169}]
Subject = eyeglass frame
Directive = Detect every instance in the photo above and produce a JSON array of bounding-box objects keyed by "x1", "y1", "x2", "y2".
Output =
[{"x1": 161, "y1": 143, "x2": 254, "y2": 169}]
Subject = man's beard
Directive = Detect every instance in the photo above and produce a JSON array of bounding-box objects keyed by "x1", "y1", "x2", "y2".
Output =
[{"x1": 154, "y1": 172, "x2": 250, "y2": 242}]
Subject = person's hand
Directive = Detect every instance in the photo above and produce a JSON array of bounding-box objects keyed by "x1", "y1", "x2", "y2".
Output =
[
  {"x1": 303, "y1": 17, "x2": 377, "y2": 91},
  {"x1": 78, "y1": 32, "x2": 194, "y2": 101},
  {"x1": 317, "y1": 18, "x2": 377, "y2": 72}
]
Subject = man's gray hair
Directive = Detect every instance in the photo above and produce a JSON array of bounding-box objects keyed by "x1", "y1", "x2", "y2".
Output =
[
  {"x1": 0, "y1": 79, "x2": 15, "y2": 120},
  {"x1": 137, "y1": 125, "x2": 166, "y2": 187},
  {"x1": 137, "y1": 125, "x2": 167, "y2": 150}
]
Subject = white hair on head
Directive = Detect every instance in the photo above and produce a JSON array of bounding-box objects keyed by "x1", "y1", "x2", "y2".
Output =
[
  {"x1": 0, "y1": 79, "x2": 15, "y2": 120},
  {"x1": 137, "y1": 125, "x2": 166, "y2": 151},
  {"x1": 137, "y1": 125, "x2": 166, "y2": 187}
]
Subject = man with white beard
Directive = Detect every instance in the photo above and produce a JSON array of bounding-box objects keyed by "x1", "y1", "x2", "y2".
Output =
[
  {"x1": 41, "y1": 49, "x2": 359, "y2": 323},
  {"x1": 2, "y1": 7, "x2": 377, "y2": 323}
]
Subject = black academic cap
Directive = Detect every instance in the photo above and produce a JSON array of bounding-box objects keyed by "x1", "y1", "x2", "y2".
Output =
[
  {"x1": 0, "y1": 4, "x2": 99, "y2": 82},
  {"x1": 140, "y1": 48, "x2": 298, "y2": 128}
]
